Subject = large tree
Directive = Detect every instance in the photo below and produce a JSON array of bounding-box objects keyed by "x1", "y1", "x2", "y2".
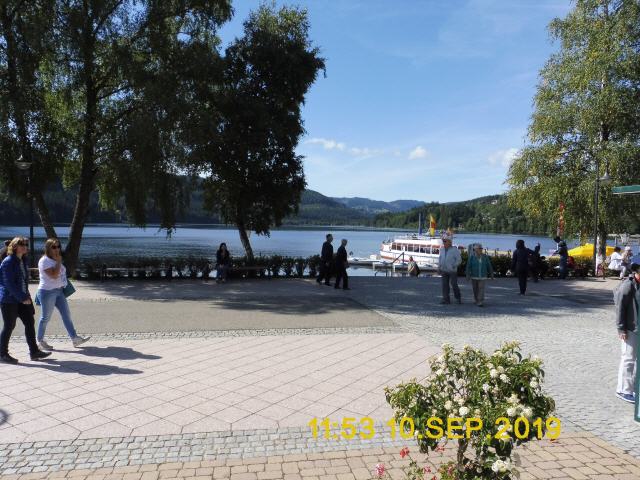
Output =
[
  {"x1": 0, "y1": 0, "x2": 232, "y2": 272},
  {"x1": 507, "y1": 0, "x2": 640, "y2": 247},
  {"x1": 198, "y1": 4, "x2": 325, "y2": 261}
]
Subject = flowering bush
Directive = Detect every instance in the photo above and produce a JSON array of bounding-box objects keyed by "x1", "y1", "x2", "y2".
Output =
[{"x1": 384, "y1": 342, "x2": 556, "y2": 479}]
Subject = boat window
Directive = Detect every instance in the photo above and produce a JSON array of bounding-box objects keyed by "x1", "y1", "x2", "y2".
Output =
[
  {"x1": 420, "y1": 246, "x2": 427, "y2": 253},
  {"x1": 408, "y1": 245, "x2": 414, "y2": 252},
  {"x1": 392, "y1": 243, "x2": 397, "y2": 250},
  {"x1": 432, "y1": 247, "x2": 439, "y2": 254}
]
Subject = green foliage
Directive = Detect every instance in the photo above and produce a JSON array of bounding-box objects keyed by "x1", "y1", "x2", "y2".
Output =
[
  {"x1": 507, "y1": 0, "x2": 640, "y2": 243},
  {"x1": 373, "y1": 195, "x2": 551, "y2": 235},
  {"x1": 385, "y1": 342, "x2": 556, "y2": 479},
  {"x1": 198, "y1": 4, "x2": 325, "y2": 259}
]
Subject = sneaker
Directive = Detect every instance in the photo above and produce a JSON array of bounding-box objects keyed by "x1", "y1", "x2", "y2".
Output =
[
  {"x1": 30, "y1": 350, "x2": 51, "y2": 361},
  {"x1": 0, "y1": 353, "x2": 18, "y2": 364},
  {"x1": 72, "y1": 336, "x2": 90, "y2": 347},
  {"x1": 38, "y1": 340, "x2": 54, "y2": 351},
  {"x1": 477, "y1": 303, "x2": 484, "y2": 307},
  {"x1": 616, "y1": 392, "x2": 635, "y2": 404}
]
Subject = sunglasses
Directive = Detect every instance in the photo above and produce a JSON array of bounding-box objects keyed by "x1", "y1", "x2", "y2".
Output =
[
  {"x1": 17, "y1": 242, "x2": 29, "y2": 247},
  {"x1": 51, "y1": 245, "x2": 61, "y2": 250}
]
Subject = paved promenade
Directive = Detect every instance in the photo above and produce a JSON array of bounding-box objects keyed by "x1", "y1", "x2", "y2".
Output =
[{"x1": 1, "y1": 276, "x2": 639, "y2": 479}]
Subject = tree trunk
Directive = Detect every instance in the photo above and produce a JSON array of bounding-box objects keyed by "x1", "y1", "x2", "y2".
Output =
[
  {"x1": 34, "y1": 191, "x2": 57, "y2": 239},
  {"x1": 237, "y1": 222, "x2": 254, "y2": 263},
  {"x1": 456, "y1": 439, "x2": 468, "y2": 472},
  {"x1": 65, "y1": 9, "x2": 97, "y2": 275}
]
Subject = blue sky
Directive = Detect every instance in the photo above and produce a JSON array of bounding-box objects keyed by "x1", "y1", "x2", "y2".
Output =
[{"x1": 218, "y1": 1, "x2": 572, "y2": 202}]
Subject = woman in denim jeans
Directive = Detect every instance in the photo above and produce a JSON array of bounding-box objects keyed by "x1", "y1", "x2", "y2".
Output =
[{"x1": 36, "y1": 238, "x2": 89, "y2": 350}]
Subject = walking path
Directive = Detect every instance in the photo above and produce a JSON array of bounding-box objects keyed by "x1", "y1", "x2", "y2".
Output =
[{"x1": 1, "y1": 276, "x2": 638, "y2": 479}]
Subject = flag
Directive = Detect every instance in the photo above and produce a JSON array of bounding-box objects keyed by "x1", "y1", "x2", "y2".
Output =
[
  {"x1": 429, "y1": 215, "x2": 436, "y2": 236},
  {"x1": 557, "y1": 202, "x2": 565, "y2": 238}
]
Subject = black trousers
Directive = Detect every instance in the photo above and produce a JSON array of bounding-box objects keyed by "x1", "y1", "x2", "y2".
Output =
[
  {"x1": 1, "y1": 302, "x2": 38, "y2": 355},
  {"x1": 517, "y1": 271, "x2": 528, "y2": 294},
  {"x1": 334, "y1": 266, "x2": 349, "y2": 289},
  {"x1": 317, "y1": 261, "x2": 332, "y2": 285}
]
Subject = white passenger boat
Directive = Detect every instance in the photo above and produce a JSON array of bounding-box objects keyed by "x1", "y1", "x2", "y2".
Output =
[{"x1": 379, "y1": 233, "x2": 463, "y2": 270}]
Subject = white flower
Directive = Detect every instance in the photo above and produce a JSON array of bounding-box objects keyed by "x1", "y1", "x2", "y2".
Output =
[
  {"x1": 532, "y1": 355, "x2": 540, "y2": 361},
  {"x1": 491, "y1": 460, "x2": 504, "y2": 473},
  {"x1": 458, "y1": 378, "x2": 467, "y2": 387},
  {"x1": 444, "y1": 400, "x2": 453, "y2": 410},
  {"x1": 530, "y1": 380, "x2": 539, "y2": 389},
  {"x1": 459, "y1": 406, "x2": 469, "y2": 416},
  {"x1": 508, "y1": 394, "x2": 519, "y2": 404},
  {"x1": 474, "y1": 409, "x2": 481, "y2": 416},
  {"x1": 497, "y1": 366, "x2": 505, "y2": 373},
  {"x1": 442, "y1": 343, "x2": 451, "y2": 349},
  {"x1": 488, "y1": 363, "x2": 495, "y2": 370},
  {"x1": 506, "y1": 407, "x2": 517, "y2": 417},
  {"x1": 492, "y1": 387, "x2": 500, "y2": 395},
  {"x1": 490, "y1": 369, "x2": 498, "y2": 378},
  {"x1": 522, "y1": 407, "x2": 533, "y2": 418},
  {"x1": 500, "y1": 374, "x2": 509, "y2": 383},
  {"x1": 482, "y1": 383, "x2": 490, "y2": 393}
]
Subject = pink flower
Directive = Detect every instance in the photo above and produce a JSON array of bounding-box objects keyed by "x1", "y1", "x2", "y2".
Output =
[
  {"x1": 423, "y1": 466, "x2": 432, "y2": 473},
  {"x1": 374, "y1": 463, "x2": 386, "y2": 477},
  {"x1": 435, "y1": 445, "x2": 445, "y2": 453},
  {"x1": 399, "y1": 447, "x2": 410, "y2": 458}
]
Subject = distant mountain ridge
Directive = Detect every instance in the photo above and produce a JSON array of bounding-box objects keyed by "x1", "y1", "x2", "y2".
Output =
[{"x1": 331, "y1": 196, "x2": 424, "y2": 214}]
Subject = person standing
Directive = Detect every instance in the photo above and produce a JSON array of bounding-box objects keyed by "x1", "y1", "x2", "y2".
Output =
[
  {"x1": 0, "y1": 237, "x2": 51, "y2": 364},
  {"x1": 511, "y1": 239, "x2": 531, "y2": 295},
  {"x1": 438, "y1": 236, "x2": 462, "y2": 304},
  {"x1": 316, "y1": 234, "x2": 333, "y2": 286},
  {"x1": 530, "y1": 244, "x2": 542, "y2": 282},
  {"x1": 621, "y1": 246, "x2": 633, "y2": 279},
  {"x1": 334, "y1": 239, "x2": 350, "y2": 290},
  {"x1": 215, "y1": 243, "x2": 231, "y2": 283},
  {"x1": 36, "y1": 238, "x2": 90, "y2": 351},
  {"x1": 614, "y1": 262, "x2": 639, "y2": 403},
  {"x1": 465, "y1": 243, "x2": 494, "y2": 307},
  {"x1": 554, "y1": 236, "x2": 569, "y2": 279},
  {"x1": 608, "y1": 246, "x2": 624, "y2": 278}
]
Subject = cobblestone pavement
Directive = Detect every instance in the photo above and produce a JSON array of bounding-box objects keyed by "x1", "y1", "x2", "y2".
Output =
[
  {"x1": 3, "y1": 432, "x2": 640, "y2": 480},
  {"x1": 350, "y1": 276, "x2": 640, "y2": 458}
]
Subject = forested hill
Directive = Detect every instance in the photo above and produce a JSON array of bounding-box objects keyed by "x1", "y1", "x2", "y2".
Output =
[
  {"x1": 372, "y1": 195, "x2": 551, "y2": 235},
  {"x1": 0, "y1": 181, "x2": 384, "y2": 226}
]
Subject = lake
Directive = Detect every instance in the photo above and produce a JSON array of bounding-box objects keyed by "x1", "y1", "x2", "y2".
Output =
[{"x1": 0, "y1": 224, "x2": 565, "y2": 263}]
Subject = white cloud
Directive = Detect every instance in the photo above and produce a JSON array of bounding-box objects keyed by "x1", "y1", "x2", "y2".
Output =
[
  {"x1": 306, "y1": 137, "x2": 346, "y2": 151},
  {"x1": 408, "y1": 146, "x2": 428, "y2": 160},
  {"x1": 488, "y1": 147, "x2": 519, "y2": 168}
]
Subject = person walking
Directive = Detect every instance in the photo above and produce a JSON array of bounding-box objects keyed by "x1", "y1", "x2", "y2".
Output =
[
  {"x1": 36, "y1": 238, "x2": 90, "y2": 351},
  {"x1": 465, "y1": 243, "x2": 494, "y2": 307},
  {"x1": 0, "y1": 237, "x2": 51, "y2": 364},
  {"x1": 438, "y1": 236, "x2": 462, "y2": 304},
  {"x1": 621, "y1": 246, "x2": 633, "y2": 279},
  {"x1": 554, "y1": 236, "x2": 569, "y2": 279},
  {"x1": 608, "y1": 246, "x2": 624, "y2": 278},
  {"x1": 215, "y1": 243, "x2": 231, "y2": 283},
  {"x1": 334, "y1": 239, "x2": 350, "y2": 290},
  {"x1": 511, "y1": 239, "x2": 531, "y2": 295},
  {"x1": 614, "y1": 262, "x2": 639, "y2": 403},
  {"x1": 316, "y1": 234, "x2": 333, "y2": 286}
]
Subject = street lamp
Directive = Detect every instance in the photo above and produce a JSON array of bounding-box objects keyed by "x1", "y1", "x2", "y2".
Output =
[
  {"x1": 15, "y1": 156, "x2": 35, "y2": 269},
  {"x1": 592, "y1": 156, "x2": 611, "y2": 277}
]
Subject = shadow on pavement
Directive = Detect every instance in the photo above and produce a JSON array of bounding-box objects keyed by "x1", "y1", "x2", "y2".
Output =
[
  {"x1": 55, "y1": 346, "x2": 161, "y2": 360},
  {"x1": 0, "y1": 409, "x2": 7, "y2": 427},
  {"x1": 209, "y1": 295, "x2": 367, "y2": 315},
  {"x1": 21, "y1": 359, "x2": 142, "y2": 376}
]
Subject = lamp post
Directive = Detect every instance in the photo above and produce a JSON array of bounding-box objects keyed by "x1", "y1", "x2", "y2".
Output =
[
  {"x1": 15, "y1": 156, "x2": 35, "y2": 268},
  {"x1": 591, "y1": 155, "x2": 611, "y2": 276}
]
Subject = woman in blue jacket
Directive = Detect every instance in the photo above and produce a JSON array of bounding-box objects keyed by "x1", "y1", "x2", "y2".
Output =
[
  {"x1": 466, "y1": 243, "x2": 494, "y2": 306},
  {"x1": 0, "y1": 237, "x2": 51, "y2": 364}
]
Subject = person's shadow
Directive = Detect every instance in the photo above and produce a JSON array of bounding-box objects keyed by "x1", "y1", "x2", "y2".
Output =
[
  {"x1": 54, "y1": 346, "x2": 161, "y2": 361},
  {"x1": 0, "y1": 409, "x2": 8, "y2": 427},
  {"x1": 22, "y1": 359, "x2": 142, "y2": 376}
]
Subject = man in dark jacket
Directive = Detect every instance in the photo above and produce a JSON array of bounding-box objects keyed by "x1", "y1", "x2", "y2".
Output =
[
  {"x1": 316, "y1": 234, "x2": 333, "y2": 286},
  {"x1": 554, "y1": 236, "x2": 569, "y2": 279},
  {"x1": 334, "y1": 239, "x2": 350, "y2": 290},
  {"x1": 614, "y1": 263, "x2": 640, "y2": 403},
  {"x1": 511, "y1": 239, "x2": 532, "y2": 295}
]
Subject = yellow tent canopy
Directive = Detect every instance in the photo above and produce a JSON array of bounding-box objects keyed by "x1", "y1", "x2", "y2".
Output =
[{"x1": 567, "y1": 243, "x2": 615, "y2": 259}]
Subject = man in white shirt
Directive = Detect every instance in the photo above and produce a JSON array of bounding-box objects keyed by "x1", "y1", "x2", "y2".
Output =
[
  {"x1": 438, "y1": 237, "x2": 462, "y2": 304},
  {"x1": 609, "y1": 246, "x2": 624, "y2": 277}
]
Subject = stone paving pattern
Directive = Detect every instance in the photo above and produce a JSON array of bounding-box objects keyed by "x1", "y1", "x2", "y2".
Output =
[
  {"x1": 2, "y1": 432, "x2": 640, "y2": 480},
  {"x1": 0, "y1": 276, "x2": 638, "y2": 478}
]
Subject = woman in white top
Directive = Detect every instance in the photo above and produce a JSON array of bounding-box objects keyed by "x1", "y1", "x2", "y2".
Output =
[{"x1": 36, "y1": 238, "x2": 89, "y2": 350}]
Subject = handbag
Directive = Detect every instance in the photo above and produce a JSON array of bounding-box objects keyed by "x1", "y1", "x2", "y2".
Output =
[{"x1": 63, "y1": 280, "x2": 76, "y2": 298}]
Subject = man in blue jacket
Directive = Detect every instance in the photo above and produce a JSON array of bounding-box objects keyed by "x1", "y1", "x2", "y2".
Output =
[
  {"x1": 0, "y1": 237, "x2": 51, "y2": 364},
  {"x1": 614, "y1": 263, "x2": 640, "y2": 403}
]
